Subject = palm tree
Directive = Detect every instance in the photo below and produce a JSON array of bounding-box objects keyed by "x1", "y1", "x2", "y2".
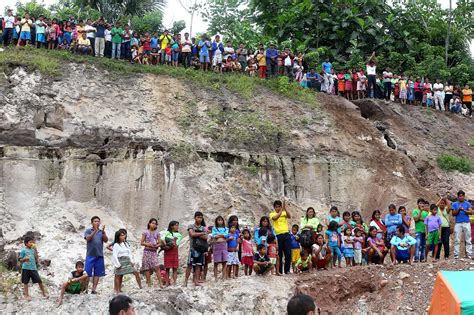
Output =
[{"x1": 78, "y1": 0, "x2": 166, "y2": 22}]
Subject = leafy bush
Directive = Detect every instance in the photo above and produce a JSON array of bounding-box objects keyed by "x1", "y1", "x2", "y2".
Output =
[{"x1": 437, "y1": 153, "x2": 474, "y2": 174}]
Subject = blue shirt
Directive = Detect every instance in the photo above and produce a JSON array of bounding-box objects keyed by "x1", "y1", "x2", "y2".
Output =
[
  {"x1": 322, "y1": 62, "x2": 332, "y2": 73},
  {"x1": 95, "y1": 24, "x2": 106, "y2": 38},
  {"x1": 211, "y1": 227, "x2": 229, "y2": 239},
  {"x1": 254, "y1": 226, "x2": 276, "y2": 245},
  {"x1": 290, "y1": 232, "x2": 300, "y2": 249},
  {"x1": 384, "y1": 213, "x2": 402, "y2": 234},
  {"x1": 326, "y1": 230, "x2": 339, "y2": 247},
  {"x1": 19, "y1": 248, "x2": 37, "y2": 270},
  {"x1": 452, "y1": 201, "x2": 472, "y2": 223},
  {"x1": 192, "y1": 44, "x2": 198, "y2": 56},
  {"x1": 307, "y1": 72, "x2": 321, "y2": 80},
  {"x1": 266, "y1": 48, "x2": 278, "y2": 61},
  {"x1": 84, "y1": 228, "x2": 104, "y2": 257},
  {"x1": 151, "y1": 37, "x2": 158, "y2": 49},
  {"x1": 212, "y1": 41, "x2": 224, "y2": 54},
  {"x1": 198, "y1": 40, "x2": 210, "y2": 56},
  {"x1": 390, "y1": 235, "x2": 416, "y2": 251},
  {"x1": 227, "y1": 230, "x2": 239, "y2": 249}
]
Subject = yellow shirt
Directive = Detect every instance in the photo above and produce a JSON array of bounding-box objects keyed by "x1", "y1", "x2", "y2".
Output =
[
  {"x1": 257, "y1": 53, "x2": 266, "y2": 67},
  {"x1": 270, "y1": 211, "x2": 289, "y2": 235},
  {"x1": 78, "y1": 37, "x2": 90, "y2": 46},
  {"x1": 20, "y1": 19, "x2": 32, "y2": 32},
  {"x1": 160, "y1": 34, "x2": 172, "y2": 50},
  {"x1": 76, "y1": 26, "x2": 85, "y2": 36}
]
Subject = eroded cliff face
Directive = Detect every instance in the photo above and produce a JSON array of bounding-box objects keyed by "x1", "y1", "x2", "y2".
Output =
[{"x1": 1, "y1": 63, "x2": 473, "y2": 314}]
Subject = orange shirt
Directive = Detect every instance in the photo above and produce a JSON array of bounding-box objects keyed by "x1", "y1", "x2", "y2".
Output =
[{"x1": 462, "y1": 88, "x2": 472, "y2": 102}]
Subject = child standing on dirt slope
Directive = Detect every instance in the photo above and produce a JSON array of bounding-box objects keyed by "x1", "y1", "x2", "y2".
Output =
[
  {"x1": 326, "y1": 221, "x2": 341, "y2": 268},
  {"x1": 290, "y1": 224, "x2": 301, "y2": 273},
  {"x1": 226, "y1": 224, "x2": 241, "y2": 279},
  {"x1": 267, "y1": 234, "x2": 280, "y2": 275},
  {"x1": 353, "y1": 228, "x2": 364, "y2": 265},
  {"x1": 211, "y1": 216, "x2": 229, "y2": 281},
  {"x1": 19, "y1": 236, "x2": 48, "y2": 300},
  {"x1": 412, "y1": 199, "x2": 429, "y2": 262},
  {"x1": 140, "y1": 218, "x2": 163, "y2": 288},
  {"x1": 424, "y1": 204, "x2": 442, "y2": 262},
  {"x1": 342, "y1": 226, "x2": 355, "y2": 267},
  {"x1": 241, "y1": 229, "x2": 254, "y2": 275}
]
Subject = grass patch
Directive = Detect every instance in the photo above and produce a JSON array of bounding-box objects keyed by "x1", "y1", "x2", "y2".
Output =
[
  {"x1": 437, "y1": 153, "x2": 474, "y2": 174},
  {"x1": 169, "y1": 141, "x2": 196, "y2": 165},
  {"x1": 177, "y1": 100, "x2": 199, "y2": 130},
  {"x1": 468, "y1": 139, "x2": 474, "y2": 147},
  {"x1": 242, "y1": 163, "x2": 259, "y2": 176},
  {"x1": 203, "y1": 107, "x2": 287, "y2": 150},
  {"x1": 0, "y1": 47, "x2": 318, "y2": 106}
]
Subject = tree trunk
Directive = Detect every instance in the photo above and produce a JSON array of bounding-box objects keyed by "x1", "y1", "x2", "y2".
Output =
[{"x1": 445, "y1": 0, "x2": 452, "y2": 66}]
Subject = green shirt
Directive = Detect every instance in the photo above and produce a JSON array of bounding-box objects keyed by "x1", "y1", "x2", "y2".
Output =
[
  {"x1": 413, "y1": 208, "x2": 429, "y2": 233},
  {"x1": 300, "y1": 216, "x2": 320, "y2": 230},
  {"x1": 111, "y1": 27, "x2": 123, "y2": 44},
  {"x1": 163, "y1": 231, "x2": 183, "y2": 246}
]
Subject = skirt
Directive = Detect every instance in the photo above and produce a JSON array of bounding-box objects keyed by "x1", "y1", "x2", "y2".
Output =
[
  {"x1": 164, "y1": 246, "x2": 179, "y2": 269},
  {"x1": 345, "y1": 80, "x2": 353, "y2": 91},
  {"x1": 399, "y1": 89, "x2": 407, "y2": 99},
  {"x1": 115, "y1": 256, "x2": 136, "y2": 276},
  {"x1": 343, "y1": 248, "x2": 354, "y2": 258},
  {"x1": 141, "y1": 249, "x2": 159, "y2": 271},
  {"x1": 213, "y1": 241, "x2": 228, "y2": 263},
  {"x1": 241, "y1": 256, "x2": 254, "y2": 267},
  {"x1": 338, "y1": 80, "x2": 345, "y2": 92}
]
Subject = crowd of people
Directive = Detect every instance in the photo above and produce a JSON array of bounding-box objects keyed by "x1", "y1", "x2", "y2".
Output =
[
  {"x1": 2, "y1": 10, "x2": 473, "y2": 117},
  {"x1": 18, "y1": 190, "x2": 473, "y2": 304}
]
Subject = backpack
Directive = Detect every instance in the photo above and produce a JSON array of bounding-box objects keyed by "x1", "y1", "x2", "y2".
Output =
[
  {"x1": 193, "y1": 236, "x2": 208, "y2": 253},
  {"x1": 300, "y1": 229, "x2": 313, "y2": 248}
]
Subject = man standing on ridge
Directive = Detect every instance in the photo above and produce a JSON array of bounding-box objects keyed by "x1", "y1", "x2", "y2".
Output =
[{"x1": 84, "y1": 216, "x2": 108, "y2": 294}]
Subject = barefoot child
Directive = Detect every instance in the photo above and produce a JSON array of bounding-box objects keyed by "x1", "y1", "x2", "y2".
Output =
[
  {"x1": 112, "y1": 229, "x2": 142, "y2": 294},
  {"x1": 163, "y1": 220, "x2": 182, "y2": 286},
  {"x1": 296, "y1": 250, "x2": 312, "y2": 273},
  {"x1": 267, "y1": 234, "x2": 280, "y2": 275},
  {"x1": 57, "y1": 261, "x2": 88, "y2": 306},
  {"x1": 325, "y1": 221, "x2": 341, "y2": 268},
  {"x1": 290, "y1": 224, "x2": 301, "y2": 273},
  {"x1": 227, "y1": 224, "x2": 240, "y2": 278},
  {"x1": 342, "y1": 226, "x2": 355, "y2": 267},
  {"x1": 241, "y1": 228, "x2": 254, "y2": 275},
  {"x1": 425, "y1": 204, "x2": 442, "y2": 262},
  {"x1": 211, "y1": 216, "x2": 229, "y2": 281},
  {"x1": 253, "y1": 244, "x2": 272, "y2": 276},
  {"x1": 19, "y1": 236, "x2": 48, "y2": 300},
  {"x1": 140, "y1": 218, "x2": 163, "y2": 287},
  {"x1": 353, "y1": 228, "x2": 364, "y2": 266}
]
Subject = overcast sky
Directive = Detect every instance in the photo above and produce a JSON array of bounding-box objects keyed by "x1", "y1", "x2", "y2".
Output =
[{"x1": 1, "y1": 0, "x2": 472, "y2": 55}]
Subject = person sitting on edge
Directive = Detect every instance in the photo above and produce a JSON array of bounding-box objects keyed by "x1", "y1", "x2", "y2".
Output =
[{"x1": 390, "y1": 225, "x2": 416, "y2": 265}]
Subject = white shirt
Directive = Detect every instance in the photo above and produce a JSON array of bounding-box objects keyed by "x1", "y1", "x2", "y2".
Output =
[
  {"x1": 284, "y1": 56, "x2": 292, "y2": 66},
  {"x1": 224, "y1": 46, "x2": 234, "y2": 59},
  {"x1": 433, "y1": 83, "x2": 444, "y2": 95},
  {"x1": 367, "y1": 64, "x2": 376, "y2": 75},
  {"x1": 105, "y1": 29, "x2": 112, "y2": 41},
  {"x1": 85, "y1": 25, "x2": 96, "y2": 38},
  {"x1": 112, "y1": 243, "x2": 132, "y2": 268},
  {"x1": 4, "y1": 16, "x2": 15, "y2": 28}
]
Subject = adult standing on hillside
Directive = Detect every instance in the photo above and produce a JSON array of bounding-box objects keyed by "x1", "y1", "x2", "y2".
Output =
[
  {"x1": 270, "y1": 200, "x2": 292, "y2": 274},
  {"x1": 321, "y1": 58, "x2": 333, "y2": 94},
  {"x1": 433, "y1": 79, "x2": 444, "y2": 111},
  {"x1": 84, "y1": 216, "x2": 108, "y2": 294},
  {"x1": 266, "y1": 43, "x2": 279, "y2": 78},
  {"x1": 462, "y1": 84, "x2": 472, "y2": 117},
  {"x1": 366, "y1": 52, "x2": 377, "y2": 98},
  {"x1": 382, "y1": 67, "x2": 393, "y2": 101},
  {"x1": 452, "y1": 190, "x2": 473, "y2": 259},
  {"x1": 2, "y1": 9, "x2": 15, "y2": 47},
  {"x1": 159, "y1": 30, "x2": 173, "y2": 65}
]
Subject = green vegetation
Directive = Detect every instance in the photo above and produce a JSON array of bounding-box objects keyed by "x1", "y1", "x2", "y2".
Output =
[
  {"x1": 437, "y1": 153, "x2": 474, "y2": 174},
  {"x1": 0, "y1": 48, "x2": 318, "y2": 106},
  {"x1": 468, "y1": 140, "x2": 474, "y2": 147},
  {"x1": 169, "y1": 142, "x2": 197, "y2": 165},
  {"x1": 203, "y1": 107, "x2": 287, "y2": 150},
  {"x1": 242, "y1": 163, "x2": 259, "y2": 176}
]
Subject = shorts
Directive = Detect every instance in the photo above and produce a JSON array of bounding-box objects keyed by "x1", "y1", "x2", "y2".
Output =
[
  {"x1": 213, "y1": 54, "x2": 223, "y2": 66},
  {"x1": 36, "y1": 33, "x2": 46, "y2": 43},
  {"x1": 172, "y1": 51, "x2": 180, "y2": 62},
  {"x1": 21, "y1": 269, "x2": 42, "y2": 284},
  {"x1": 165, "y1": 55, "x2": 172, "y2": 62},
  {"x1": 227, "y1": 251, "x2": 240, "y2": 265},
  {"x1": 269, "y1": 257, "x2": 277, "y2": 265},
  {"x1": 427, "y1": 230, "x2": 440, "y2": 245},
  {"x1": 213, "y1": 242, "x2": 228, "y2": 263},
  {"x1": 241, "y1": 256, "x2": 254, "y2": 267},
  {"x1": 396, "y1": 249, "x2": 410, "y2": 262},
  {"x1": 354, "y1": 249, "x2": 362, "y2": 264},
  {"x1": 188, "y1": 249, "x2": 205, "y2": 267},
  {"x1": 85, "y1": 256, "x2": 105, "y2": 277},
  {"x1": 66, "y1": 281, "x2": 82, "y2": 294},
  {"x1": 291, "y1": 248, "x2": 301, "y2": 265},
  {"x1": 20, "y1": 31, "x2": 31, "y2": 41},
  {"x1": 199, "y1": 54, "x2": 210, "y2": 63},
  {"x1": 343, "y1": 247, "x2": 354, "y2": 258},
  {"x1": 255, "y1": 264, "x2": 271, "y2": 275}
]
